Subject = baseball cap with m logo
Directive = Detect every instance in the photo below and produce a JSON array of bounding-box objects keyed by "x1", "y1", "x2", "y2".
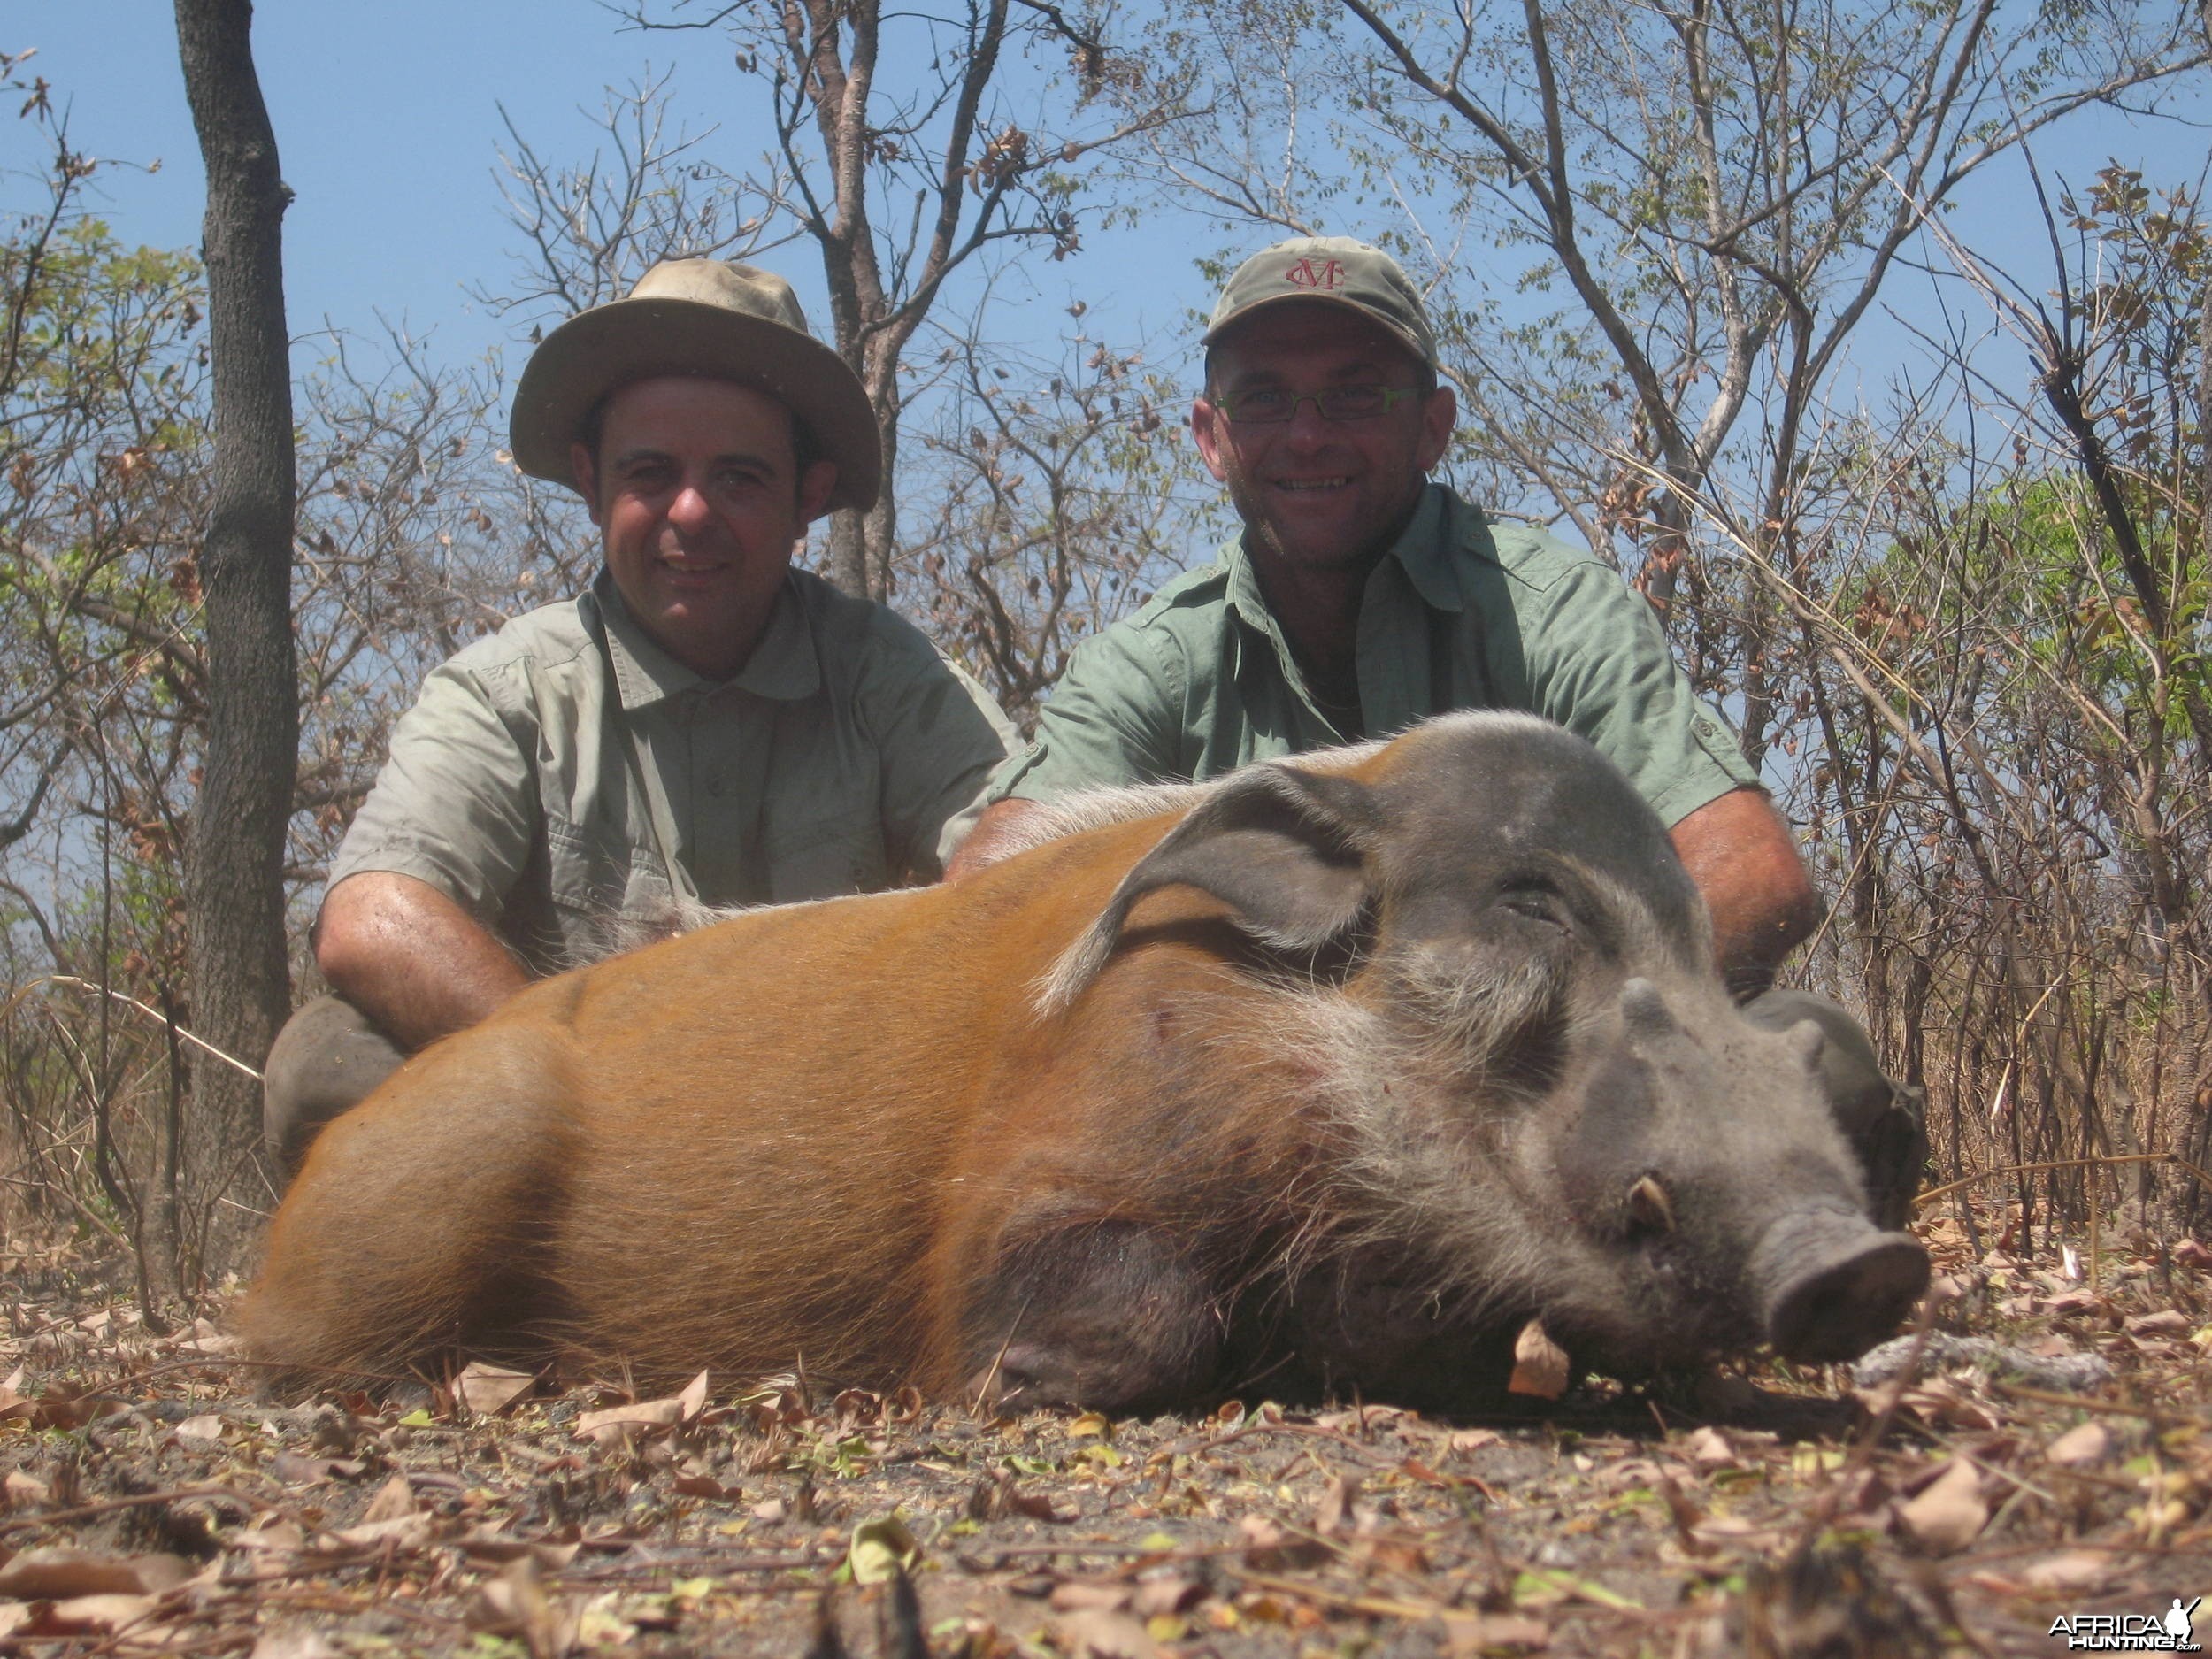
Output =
[{"x1": 1202, "y1": 235, "x2": 1439, "y2": 370}]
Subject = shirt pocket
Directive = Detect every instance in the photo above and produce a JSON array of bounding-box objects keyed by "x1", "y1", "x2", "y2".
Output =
[
  {"x1": 760, "y1": 803, "x2": 890, "y2": 902},
  {"x1": 541, "y1": 812, "x2": 680, "y2": 961}
]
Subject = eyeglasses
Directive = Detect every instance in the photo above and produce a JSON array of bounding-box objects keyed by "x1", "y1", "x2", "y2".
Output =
[{"x1": 1211, "y1": 384, "x2": 1425, "y2": 426}]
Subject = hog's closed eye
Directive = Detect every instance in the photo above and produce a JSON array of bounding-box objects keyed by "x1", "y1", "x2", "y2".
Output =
[{"x1": 1497, "y1": 880, "x2": 1570, "y2": 926}]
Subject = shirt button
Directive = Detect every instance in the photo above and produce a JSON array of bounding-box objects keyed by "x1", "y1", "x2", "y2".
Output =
[{"x1": 705, "y1": 774, "x2": 727, "y2": 798}]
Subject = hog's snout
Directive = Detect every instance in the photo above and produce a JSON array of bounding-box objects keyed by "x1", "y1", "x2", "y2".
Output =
[{"x1": 1750, "y1": 1210, "x2": 1930, "y2": 1363}]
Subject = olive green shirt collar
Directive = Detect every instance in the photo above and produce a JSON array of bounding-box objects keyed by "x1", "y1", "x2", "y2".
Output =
[
  {"x1": 590, "y1": 568, "x2": 825, "y2": 710},
  {"x1": 1220, "y1": 486, "x2": 1459, "y2": 629},
  {"x1": 1220, "y1": 484, "x2": 1461, "y2": 734}
]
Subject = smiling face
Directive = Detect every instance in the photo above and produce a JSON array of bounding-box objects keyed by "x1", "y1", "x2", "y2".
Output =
[
  {"x1": 1190, "y1": 303, "x2": 1456, "y2": 578},
  {"x1": 571, "y1": 376, "x2": 838, "y2": 681}
]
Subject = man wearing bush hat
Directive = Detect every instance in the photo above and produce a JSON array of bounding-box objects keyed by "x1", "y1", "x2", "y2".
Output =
[
  {"x1": 951, "y1": 234, "x2": 1924, "y2": 1226},
  {"x1": 263, "y1": 258, "x2": 1012, "y2": 1173}
]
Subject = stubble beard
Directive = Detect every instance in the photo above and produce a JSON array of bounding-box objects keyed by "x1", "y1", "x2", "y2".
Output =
[{"x1": 1230, "y1": 467, "x2": 1427, "y2": 579}]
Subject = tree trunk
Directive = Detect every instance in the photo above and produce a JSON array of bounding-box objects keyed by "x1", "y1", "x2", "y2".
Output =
[
  {"x1": 174, "y1": 0, "x2": 297, "y2": 1273},
  {"x1": 824, "y1": 389, "x2": 902, "y2": 599}
]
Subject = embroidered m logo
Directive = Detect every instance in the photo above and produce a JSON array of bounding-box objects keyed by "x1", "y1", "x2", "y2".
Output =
[{"x1": 1283, "y1": 257, "x2": 1346, "y2": 292}]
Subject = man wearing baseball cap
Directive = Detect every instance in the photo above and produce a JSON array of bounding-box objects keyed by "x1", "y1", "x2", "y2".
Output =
[
  {"x1": 949, "y1": 234, "x2": 1922, "y2": 1223},
  {"x1": 263, "y1": 258, "x2": 1013, "y2": 1172}
]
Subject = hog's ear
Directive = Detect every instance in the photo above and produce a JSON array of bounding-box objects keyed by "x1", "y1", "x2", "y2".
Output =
[{"x1": 1036, "y1": 764, "x2": 1377, "y2": 1013}]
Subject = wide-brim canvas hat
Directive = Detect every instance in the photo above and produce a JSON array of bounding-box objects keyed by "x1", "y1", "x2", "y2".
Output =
[
  {"x1": 510, "y1": 258, "x2": 882, "y2": 514},
  {"x1": 1202, "y1": 235, "x2": 1439, "y2": 371}
]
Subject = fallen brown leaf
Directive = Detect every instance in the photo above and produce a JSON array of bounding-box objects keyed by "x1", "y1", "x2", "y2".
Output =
[
  {"x1": 575, "y1": 1395, "x2": 685, "y2": 1444},
  {"x1": 1314, "y1": 1471, "x2": 1360, "y2": 1534},
  {"x1": 30, "y1": 1593, "x2": 165, "y2": 1639},
  {"x1": 250, "y1": 1626, "x2": 345, "y2": 1659},
  {"x1": 1896, "y1": 1379, "x2": 2000, "y2": 1432},
  {"x1": 261, "y1": 1451, "x2": 316, "y2": 1487},
  {"x1": 1894, "y1": 1459, "x2": 1988, "y2": 1555},
  {"x1": 1508, "y1": 1319, "x2": 1570, "y2": 1399},
  {"x1": 1239, "y1": 1516, "x2": 1329, "y2": 1571},
  {"x1": 472, "y1": 1555, "x2": 577, "y2": 1659},
  {"x1": 230, "y1": 1518, "x2": 308, "y2": 1557},
  {"x1": 2046, "y1": 1422, "x2": 2114, "y2": 1467},
  {"x1": 1006, "y1": 1486, "x2": 1071, "y2": 1523},
  {"x1": 674, "y1": 1368, "x2": 710, "y2": 1420},
  {"x1": 1054, "y1": 1606, "x2": 1160, "y2": 1659},
  {"x1": 358, "y1": 1470, "x2": 417, "y2": 1525},
  {"x1": 1050, "y1": 1579, "x2": 1133, "y2": 1612},
  {"x1": 2125, "y1": 1310, "x2": 2192, "y2": 1337},
  {"x1": 1440, "y1": 1610, "x2": 1550, "y2": 1652},
  {"x1": 457, "y1": 1362, "x2": 537, "y2": 1417},
  {"x1": 1693, "y1": 1515, "x2": 1786, "y2": 1549},
  {"x1": 2015, "y1": 1550, "x2": 2115, "y2": 1593},
  {"x1": 459, "y1": 1527, "x2": 581, "y2": 1571},
  {"x1": 1130, "y1": 1575, "x2": 1203, "y2": 1617},
  {"x1": 672, "y1": 1471, "x2": 739, "y2": 1500},
  {"x1": 330, "y1": 1510, "x2": 436, "y2": 1550},
  {"x1": 0, "y1": 1546, "x2": 191, "y2": 1599},
  {"x1": 1684, "y1": 1426, "x2": 1735, "y2": 1467}
]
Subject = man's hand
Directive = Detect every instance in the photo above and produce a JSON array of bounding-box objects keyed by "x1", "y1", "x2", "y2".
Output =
[
  {"x1": 1668, "y1": 787, "x2": 1821, "y2": 999},
  {"x1": 316, "y1": 872, "x2": 531, "y2": 1052},
  {"x1": 943, "y1": 797, "x2": 1047, "y2": 882}
]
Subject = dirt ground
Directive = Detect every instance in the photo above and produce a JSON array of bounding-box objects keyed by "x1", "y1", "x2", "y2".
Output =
[{"x1": 3, "y1": 1203, "x2": 2208, "y2": 1658}]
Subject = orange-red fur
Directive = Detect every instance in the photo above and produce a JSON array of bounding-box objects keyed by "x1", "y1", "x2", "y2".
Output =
[
  {"x1": 240, "y1": 802, "x2": 1329, "y2": 1394},
  {"x1": 242, "y1": 715, "x2": 1929, "y2": 1403}
]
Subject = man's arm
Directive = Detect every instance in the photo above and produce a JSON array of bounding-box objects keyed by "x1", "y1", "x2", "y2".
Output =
[
  {"x1": 317, "y1": 872, "x2": 531, "y2": 1052},
  {"x1": 858, "y1": 617, "x2": 1018, "y2": 882},
  {"x1": 942, "y1": 619, "x2": 1187, "y2": 883},
  {"x1": 1668, "y1": 787, "x2": 1820, "y2": 1000},
  {"x1": 317, "y1": 640, "x2": 546, "y2": 1049}
]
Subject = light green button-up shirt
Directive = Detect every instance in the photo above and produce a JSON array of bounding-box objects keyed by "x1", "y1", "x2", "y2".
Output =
[
  {"x1": 989, "y1": 485, "x2": 1757, "y2": 826},
  {"x1": 329, "y1": 567, "x2": 1013, "y2": 972}
]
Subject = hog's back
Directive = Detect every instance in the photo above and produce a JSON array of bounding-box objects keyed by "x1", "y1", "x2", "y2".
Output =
[{"x1": 242, "y1": 820, "x2": 1170, "y2": 1388}]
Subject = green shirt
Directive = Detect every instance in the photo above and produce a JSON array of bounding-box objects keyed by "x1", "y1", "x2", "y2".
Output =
[
  {"x1": 329, "y1": 567, "x2": 1013, "y2": 972},
  {"x1": 989, "y1": 484, "x2": 1756, "y2": 826}
]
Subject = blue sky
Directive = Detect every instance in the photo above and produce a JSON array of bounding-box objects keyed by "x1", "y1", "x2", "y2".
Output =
[
  {"x1": 13, "y1": 3, "x2": 621, "y2": 357},
  {"x1": 9, "y1": 3, "x2": 2207, "y2": 479},
  {"x1": 6, "y1": 1, "x2": 1206, "y2": 380}
]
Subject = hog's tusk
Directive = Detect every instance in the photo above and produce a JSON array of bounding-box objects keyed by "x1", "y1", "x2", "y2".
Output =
[{"x1": 1628, "y1": 1173, "x2": 1676, "y2": 1233}]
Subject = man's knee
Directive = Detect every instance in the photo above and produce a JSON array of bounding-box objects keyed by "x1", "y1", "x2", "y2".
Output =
[
  {"x1": 263, "y1": 995, "x2": 407, "y2": 1178},
  {"x1": 1742, "y1": 988, "x2": 1928, "y2": 1233}
]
